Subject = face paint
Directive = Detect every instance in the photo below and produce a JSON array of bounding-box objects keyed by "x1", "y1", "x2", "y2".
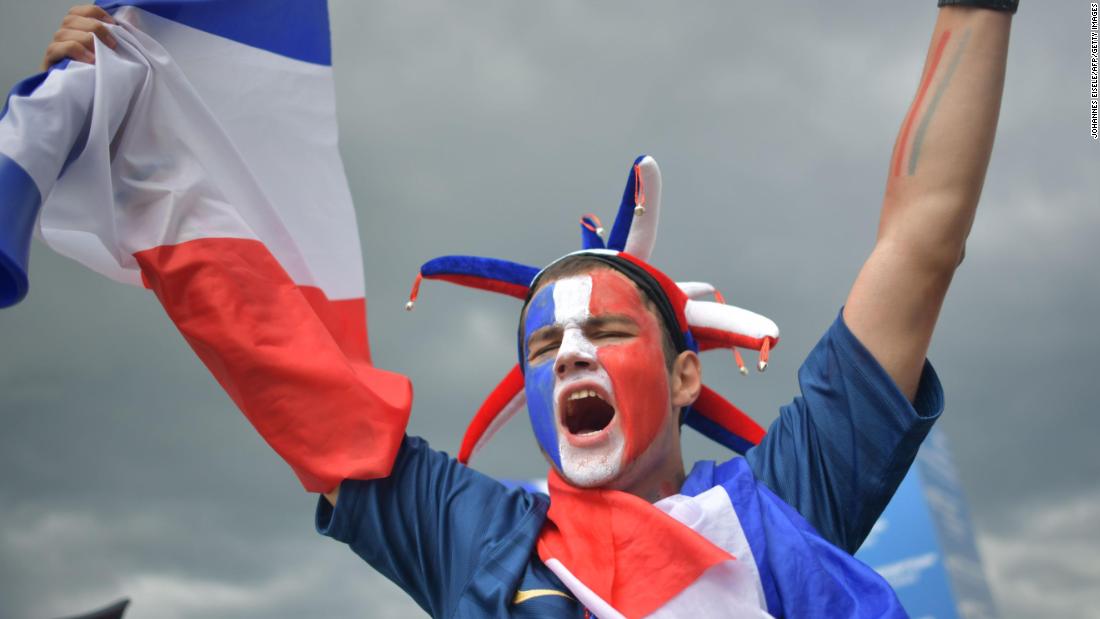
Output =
[
  {"x1": 586, "y1": 270, "x2": 671, "y2": 466},
  {"x1": 549, "y1": 276, "x2": 624, "y2": 485},
  {"x1": 523, "y1": 282, "x2": 563, "y2": 468},
  {"x1": 523, "y1": 270, "x2": 672, "y2": 486}
]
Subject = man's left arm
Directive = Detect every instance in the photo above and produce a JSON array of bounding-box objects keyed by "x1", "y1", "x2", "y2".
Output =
[
  {"x1": 844, "y1": 5, "x2": 1013, "y2": 399},
  {"x1": 746, "y1": 3, "x2": 1014, "y2": 554}
]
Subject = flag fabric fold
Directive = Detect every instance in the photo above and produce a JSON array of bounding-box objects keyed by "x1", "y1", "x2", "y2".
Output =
[
  {"x1": 537, "y1": 471, "x2": 772, "y2": 619},
  {"x1": 0, "y1": 1, "x2": 412, "y2": 492},
  {"x1": 537, "y1": 459, "x2": 908, "y2": 618}
]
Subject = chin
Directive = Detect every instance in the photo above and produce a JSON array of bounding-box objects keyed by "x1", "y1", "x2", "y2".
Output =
[{"x1": 558, "y1": 430, "x2": 625, "y2": 487}]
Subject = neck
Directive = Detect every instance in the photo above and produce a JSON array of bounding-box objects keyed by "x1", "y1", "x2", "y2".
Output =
[
  {"x1": 627, "y1": 462, "x2": 686, "y2": 504},
  {"x1": 605, "y1": 422, "x2": 686, "y2": 503}
]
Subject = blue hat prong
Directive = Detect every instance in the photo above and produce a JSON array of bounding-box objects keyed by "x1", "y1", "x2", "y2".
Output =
[{"x1": 408, "y1": 155, "x2": 777, "y2": 464}]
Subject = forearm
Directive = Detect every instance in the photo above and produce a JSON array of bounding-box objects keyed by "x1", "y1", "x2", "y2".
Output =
[
  {"x1": 844, "y1": 5, "x2": 1012, "y2": 399},
  {"x1": 881, "y1": 7, "x2": 1012, "y2": 267}
]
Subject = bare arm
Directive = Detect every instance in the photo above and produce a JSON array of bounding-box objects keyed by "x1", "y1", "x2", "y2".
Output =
[{"x1": 844, "y1": 6, "x2": 1012, "y2": 399}]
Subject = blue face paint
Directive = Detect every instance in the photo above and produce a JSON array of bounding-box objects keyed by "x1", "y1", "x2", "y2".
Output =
[{"x1": 523, "y1": 282, "x2": 561, "y2": 468}]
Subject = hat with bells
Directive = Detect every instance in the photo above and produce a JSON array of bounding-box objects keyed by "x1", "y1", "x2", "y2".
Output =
[{"x1": 405, "y1": 155, "x2": 780, "y2": 464}]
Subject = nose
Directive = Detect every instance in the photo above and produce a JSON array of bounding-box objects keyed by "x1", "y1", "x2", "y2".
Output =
[
  {"x1": 556, "y1": 355, "x2": 593, "y2": 376},
  {"x1": 555, "y1": 329, "x2": 596, "y2": 377}
]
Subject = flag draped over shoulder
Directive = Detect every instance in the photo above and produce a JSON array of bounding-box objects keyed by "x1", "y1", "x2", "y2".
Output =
[
  {"x1": 0, "y1": 0, "x2": 411, "y2": 493},
  {"x1": 537, "y1": 471, "x2": 773, "y2": 619},
  {"x1": 537, "y1": 462, "x2": 908, "y2": 618}
]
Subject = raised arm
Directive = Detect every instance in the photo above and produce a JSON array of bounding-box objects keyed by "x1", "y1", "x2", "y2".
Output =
[
  {"x1": 844, "y1": 4, "x2": 1013, "y2": 399},
  {"x1": 746, "y1": 3, "x2": 1016, "y2": 553},
  {"x1": 34, "y1": 4, "x2": 413, "y2": 504}
]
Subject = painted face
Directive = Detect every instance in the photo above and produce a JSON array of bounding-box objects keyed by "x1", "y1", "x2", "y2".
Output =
[{"x1": 523, "y1": 270, "x2": 672, "y2": 487}]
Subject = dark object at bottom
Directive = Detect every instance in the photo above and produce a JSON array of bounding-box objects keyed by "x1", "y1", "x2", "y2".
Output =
[{"x1": 54, "y1": 598, "x2": 130, "y2": 619}]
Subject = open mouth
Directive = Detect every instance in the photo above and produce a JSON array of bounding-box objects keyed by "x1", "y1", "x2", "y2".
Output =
[{"x1": 563, "y1": 389, "x2": 616, "y2": 436}]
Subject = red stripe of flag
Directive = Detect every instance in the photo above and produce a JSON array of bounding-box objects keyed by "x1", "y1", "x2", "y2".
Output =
[
  {"x1": 135, "y1": 237, "x2": 412, "y2": 493},
  {"x1": 538, "y1": 470, "x2": 734, "y2": 618}
]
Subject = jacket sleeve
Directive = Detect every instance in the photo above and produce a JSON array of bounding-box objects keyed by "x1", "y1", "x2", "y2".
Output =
[{"x1": 745, "y1": 310, "x2": 944, "y2": 553}]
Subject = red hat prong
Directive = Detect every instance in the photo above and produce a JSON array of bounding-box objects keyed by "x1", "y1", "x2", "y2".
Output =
[{"x1": 409, "y1": 155, "x2": 781, "y2": 463}]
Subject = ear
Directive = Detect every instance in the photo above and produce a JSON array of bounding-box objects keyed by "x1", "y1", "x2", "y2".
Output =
[{"x1": 670, "y1": 350, "x2": 702, "y2": 409}]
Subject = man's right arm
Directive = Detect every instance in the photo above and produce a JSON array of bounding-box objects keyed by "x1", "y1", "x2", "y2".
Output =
[
  {"x1": 38, "y1": 1, "x2": 390, "y2": 521},
  {"x1": 316, "y1": 435, "x2": 546, "y2": 617}
]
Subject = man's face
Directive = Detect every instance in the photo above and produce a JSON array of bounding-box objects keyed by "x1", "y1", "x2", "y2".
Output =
[{"x1": 523, "y1": 269, "x2": 673, "y2": 487}]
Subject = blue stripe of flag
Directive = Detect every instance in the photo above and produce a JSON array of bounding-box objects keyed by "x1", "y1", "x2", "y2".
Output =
[
  {"x1": 0, "y1": 153, "x2": 43, "y2": 307},
  {"x1": 97, "y1": 0, "x2": 332, "y2": 66}
]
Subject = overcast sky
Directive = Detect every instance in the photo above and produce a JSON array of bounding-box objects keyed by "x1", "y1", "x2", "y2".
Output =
[{"x1": 1, "y1": 2, "x2": 1097, "y2": 618}]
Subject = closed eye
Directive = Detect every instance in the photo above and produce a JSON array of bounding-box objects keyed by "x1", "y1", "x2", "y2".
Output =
[
  {"x1": 584, "y1": 314, "x2": 639, "y2": 341},
  {"x1": 526, "y1": 324, "x2": 562, "y2": 364},
  {"x1": 530, "y1": 343, "x2": 559, "y2": 361}
]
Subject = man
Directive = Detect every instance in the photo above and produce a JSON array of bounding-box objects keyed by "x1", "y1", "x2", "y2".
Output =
[{"x1": 40, "y1": 1, "x2": 1015, "y2": 616}]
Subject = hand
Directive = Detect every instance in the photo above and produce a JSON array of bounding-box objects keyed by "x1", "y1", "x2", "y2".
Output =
[{"x1": 40, "y1": 5, "x2": 118, "y2": 71}]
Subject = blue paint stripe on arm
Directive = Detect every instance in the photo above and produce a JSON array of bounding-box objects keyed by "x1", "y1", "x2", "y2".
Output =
[
  {"x1": 97, "y1": 0, "x2": 332, "y2": 66},
  {"x1": 0, "y1": 154, "x2": 44, "y2": 307}
]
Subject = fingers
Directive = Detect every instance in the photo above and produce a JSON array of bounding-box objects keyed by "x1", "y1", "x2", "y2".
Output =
[
  {"x1": 60, "y1": 14, "x2": 119, "y2": 50},
  {"x1": 43, "y1": 40, "x2": 95, "y2": 68},
  {"x1": 67, "y1": 4, "x2": 116, "y2": 24},
  {"x1": 40, "y1": 5, "x2": 118, "y2": 71}
]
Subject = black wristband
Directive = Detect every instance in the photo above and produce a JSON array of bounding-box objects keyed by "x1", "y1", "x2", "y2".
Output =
[{"x1": 938, "y1": 0, "x2": 1019, "y2": 13}]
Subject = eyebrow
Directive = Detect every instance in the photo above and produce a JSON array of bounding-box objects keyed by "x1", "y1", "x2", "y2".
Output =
[
  {"x1": 527, "y1": 323, "x2": 561, "y2": 340},
  {"x1": 584, "y1": 314, "x2": 638, "y2": 329},
  {"x1": 525, "y1": 313, "x2": 638, "y2": 347}
]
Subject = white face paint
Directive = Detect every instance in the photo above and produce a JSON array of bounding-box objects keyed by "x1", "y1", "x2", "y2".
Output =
[{"x1": 550, "y1": 276, "x2": 625, "y2": 487}]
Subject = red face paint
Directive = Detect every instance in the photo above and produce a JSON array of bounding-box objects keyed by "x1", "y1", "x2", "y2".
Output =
[{"x1": 587, "y1": 269, "x2": 672, "y2": 466}]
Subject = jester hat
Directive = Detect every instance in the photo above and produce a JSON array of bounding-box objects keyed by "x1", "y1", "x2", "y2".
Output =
[{"x1": 406, "y1": 155, "x2": 780, "y2": 464}]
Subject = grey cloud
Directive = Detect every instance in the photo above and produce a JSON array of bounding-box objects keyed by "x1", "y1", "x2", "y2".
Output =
[{"x1": 2, "y1": 1, "x2": 1098, "y2": 617}]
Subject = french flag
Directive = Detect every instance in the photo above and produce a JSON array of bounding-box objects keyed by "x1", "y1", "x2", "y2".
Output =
[
  {"x1": 538, "y1": 461, "x2": 908, "y2": 618},
  {"x1": 538, "y1": 471, "x2": 776, "y2": 619},
  {"x1": 0, "y1": 0, "x2": 411, "y2": 492}
]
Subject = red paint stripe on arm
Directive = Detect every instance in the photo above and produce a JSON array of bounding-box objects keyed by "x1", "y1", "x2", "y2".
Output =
[{"x1": 892, "y1": 29, "x2": 953, "y2": 177}]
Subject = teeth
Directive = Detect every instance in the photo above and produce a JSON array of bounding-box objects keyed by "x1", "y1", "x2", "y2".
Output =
[{"x1": 568, "y1": 389, "x2": 601, "y2": 401}]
